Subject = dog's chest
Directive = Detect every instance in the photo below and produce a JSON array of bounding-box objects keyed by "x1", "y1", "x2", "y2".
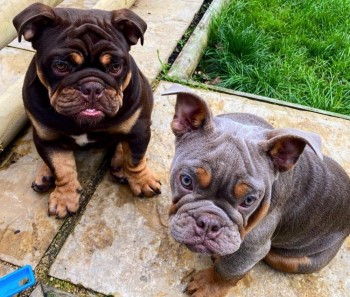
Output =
[{"x1": 70, "y1": 134, "x2": 95, "y2": 147}]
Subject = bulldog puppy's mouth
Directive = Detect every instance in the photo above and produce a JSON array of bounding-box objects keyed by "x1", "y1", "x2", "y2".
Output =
[
  {"x1": 76, "y1": 107, "x2": 106, "y2": 126},
  {"x1": 79, "y1": 108, "x2": 104, "y2": 117}
]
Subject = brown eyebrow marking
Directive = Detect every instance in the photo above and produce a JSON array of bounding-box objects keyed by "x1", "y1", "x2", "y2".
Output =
[
  {"x1": 195, "y1": 167, "x2": 212, "y2": 188},
  {"x1": 70, "y1": 52, "x2": 84, "y2": 65},
  {"x1": 233, "y1": 183, "x2": 250, "y2": 199},
  {"x1": 100, "y1": 53, "x2": 111, "y2": 66}
]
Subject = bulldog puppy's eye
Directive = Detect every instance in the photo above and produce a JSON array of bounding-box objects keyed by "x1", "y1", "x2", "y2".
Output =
[
  {"x1": 53, "y1": 60, "x2": 70, "y2": 73},
  {"x1": 240, "y1": 196, "x2": 256, "y2": 208},
  {"x1": 180, "y1": 174, "x2": 193, "y2": 190},
  {"x1": 108, "y1": 63, "x2": 122, "y2": 75}
]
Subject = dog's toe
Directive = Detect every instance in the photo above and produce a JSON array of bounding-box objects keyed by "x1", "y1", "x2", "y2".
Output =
[
  {"x1": 32, "y1": 175, "x2": 55, "y2": 193},
  {"x1": 48, "y1": 186, "x2": 80, "y2": 219}
]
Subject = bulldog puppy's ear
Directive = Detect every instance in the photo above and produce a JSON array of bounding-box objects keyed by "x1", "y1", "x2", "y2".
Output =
[
  {"x1": 162, "y1": 84, "x2": 213, "y2": 137},
  {"x1": 13, "y1": 2, "x2": 56, "y2": 42},
  {"x1": 261, "y1": 128, "x2": 323, "y2": 172},
  {"x1": 112, "y1": 9, "x2": 147, "y2": 46}
]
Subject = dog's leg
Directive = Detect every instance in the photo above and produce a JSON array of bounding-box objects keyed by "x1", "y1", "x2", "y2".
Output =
[
  {"x1": 32, "y1": 161, "x2": 55, "y2": 192},
  {"x1": 46, "y1": 150, "x2": 82, "y2": 218},
  {"x1": 187, "y1": 233, "x2": 272, "y2": 297},
  {"x1": 265, "y1": 236, "x2": 347, "y2": 273},
  {"x1": 186, "y1": 267, "x2": 240, "y2": 297},
  {"x1": 33, "y1": 131, "x2": 82, "y2": 218},
  {"x1": 110, "y1": 143, "x2": 127, "y2": 184},
  {"x1": 111, "y1": 140, "x2": 161, "y2": 197}
]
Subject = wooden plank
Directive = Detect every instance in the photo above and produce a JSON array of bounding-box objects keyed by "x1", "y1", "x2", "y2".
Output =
[{"x1": 168, "y1": 0, "x2": 229, "y2": 79}]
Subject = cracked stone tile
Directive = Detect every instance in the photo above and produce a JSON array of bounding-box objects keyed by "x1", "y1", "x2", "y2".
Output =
[{"x1": 50, "y1": 82, "x2": 350, "y2": 296}]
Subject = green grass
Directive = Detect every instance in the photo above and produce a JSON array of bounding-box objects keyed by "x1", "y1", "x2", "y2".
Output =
[{"x1": 196, "y1": 0, "x2": 350, "y2": 115}]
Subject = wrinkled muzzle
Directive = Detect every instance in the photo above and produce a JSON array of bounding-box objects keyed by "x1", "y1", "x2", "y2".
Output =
[
  {"x1": 50, "y1": 76, "x2": 123, "y2": 126},
  {"x1": 170, "y1": 200, "x2": 242, "y2": 256}
]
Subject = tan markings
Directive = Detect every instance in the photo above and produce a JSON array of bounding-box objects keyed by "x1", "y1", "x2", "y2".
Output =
[
  {"x1": 240, "y1": 203, "x2": 269, "y2": 238},
  {"x1": 70, "y1": 52, "x2": 84, "y2": 65},
  {"x1": 110, "y1": 142, "x2": 161, "y2": 197},
  {"x1": 269, "y1": 140, "x2": 295, "y2": 171},
  {"x1": 195, "y1": 167, "x2": 212, "y2": 188},
  {"x1": 106, "y1": 107, "x2": 141, "y2": 134},
  {"x1": 264, "y1": 251, "x2": 311, "y2": 273},
  {"x1": 192, "y1": 106, "x2": 206, "y2": 128},
  {"x1": 168, "y1": 203, "x2": 177, "y2": 216},
  {"x1": 36, "y1": 162, "x2": 52, "y2": 178},
  {"x1": 121, "y1": 71, "x2": 132, "y2": 91},
  {"x1": 233, "y1": 183, "x2": 250, "y2": 199},
  {"x1": 111, "y1": 142, "x2": 124, "y2": 168},
  {"x1": 100, "y1": 53, "x2": 111, "y2": 66},
  {"x1": 27, "y1": 112, "x2": 59, "y2": 141},
  {"x1": 36, "y1": 66, "x2": 50, "y2": 90},
  {"x1": 50, "y1": 150, "x2": 79, "y2": 187},
  {"x1": 187, "y1": 267, "x2": 241, "y2": 296},
  {"x1": 34, "y1": 162, "x2": 53, "y2": 185},
  {"x1": 110, "y1": 143, "x2": 125, "y2": 179},
  {"x1": 269, "y1": 139, "x2": 284, "y2": 157},
  {"x1": 48, "y1": 150, "x2": 82, "y2": 218},
  {"x1": 122, "y1": 142, "x2": 147, "y2": 174}
]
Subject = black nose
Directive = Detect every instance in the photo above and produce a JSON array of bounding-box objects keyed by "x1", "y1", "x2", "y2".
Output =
[
  {"x1": 195, "y1": 214, "x2": 222, "y2": 239},
  {"x1": 80, "y1": 82, "x2": 104, "y2": 99}
]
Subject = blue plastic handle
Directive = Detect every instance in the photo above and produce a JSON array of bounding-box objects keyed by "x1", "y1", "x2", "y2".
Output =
[{"x1": 0, "y1": 265, "x2": 35, "y2": 297}]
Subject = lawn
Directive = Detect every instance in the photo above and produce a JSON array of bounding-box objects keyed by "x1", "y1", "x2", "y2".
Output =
[{"x1": 195, "y1": 0, "x2": 350, "y2": 116}]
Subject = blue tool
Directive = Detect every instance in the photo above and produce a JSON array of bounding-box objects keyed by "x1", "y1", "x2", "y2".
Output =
[{"x1": 0, "y1": 265, "x2": 35, "y2": 297}]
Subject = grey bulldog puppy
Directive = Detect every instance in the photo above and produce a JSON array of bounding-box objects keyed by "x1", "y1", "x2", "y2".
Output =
[{"x1": 163, "y1": 84, "x2": 350, "y2": 297}]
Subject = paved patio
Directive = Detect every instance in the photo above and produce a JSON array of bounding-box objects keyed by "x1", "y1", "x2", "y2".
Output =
[{"x1": 0, "y1": 0, "x2": 349, "y2": 296}]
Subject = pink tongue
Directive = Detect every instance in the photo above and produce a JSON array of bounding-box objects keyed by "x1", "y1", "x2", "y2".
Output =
[{"x1": 81, "y1": 109, "x2": 102, "y2": 116}]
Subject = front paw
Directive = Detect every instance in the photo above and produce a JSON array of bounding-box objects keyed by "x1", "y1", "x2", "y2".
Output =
[
  {"x1": 111, "y1": 165, "x2": 128, "y2": 184},
  {"x1": 48, "y1": 184, "x2": 82, "y2": 218},
  {"x1": 32, "y1": 163, "x2": 55, "y2": 192},
  {"x1": 186, "y1": 268, "x2": 233, "y2": 297},
  {"x1": 128, "y1": 166, "x2": 161, "y2": 198}
]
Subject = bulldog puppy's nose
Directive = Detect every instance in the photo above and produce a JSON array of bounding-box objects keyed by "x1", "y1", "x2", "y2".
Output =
[
  {"x1": 81, "y1": 81, "x2": 104, "y2": 100},
  {"x1": 195, "y1": 214, "x2": 222, "y2": 239}
]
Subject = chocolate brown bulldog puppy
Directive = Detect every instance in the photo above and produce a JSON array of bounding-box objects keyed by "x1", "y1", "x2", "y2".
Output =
[
  {"x1": 13, "y1": 3, "x2": 161, "y2": 218},
  {"x1": 163, "y1": 84, "x2": 350, "y2": 297}
]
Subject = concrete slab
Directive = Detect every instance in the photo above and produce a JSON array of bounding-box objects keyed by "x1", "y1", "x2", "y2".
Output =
[{"x1": 50, "y1": 81, "x2": 350, "y2": 296}]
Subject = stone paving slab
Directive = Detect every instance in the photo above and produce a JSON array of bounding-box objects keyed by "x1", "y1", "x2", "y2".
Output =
[
  {"x1": 50, "y1": 81, "x2": 350, "y2": 296},
  {"x1": 130, "y1": 0, "x2": 204, "y2": 82},
  {"x1": 30, "y1": 283, "x2": 78, "y2": 297},
  {"x1": 0, "y1": 128, "x2": 106, "y2": 268},
  {"x1": 0, "y1": 263, "x2": 14, "y2": 277}
]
